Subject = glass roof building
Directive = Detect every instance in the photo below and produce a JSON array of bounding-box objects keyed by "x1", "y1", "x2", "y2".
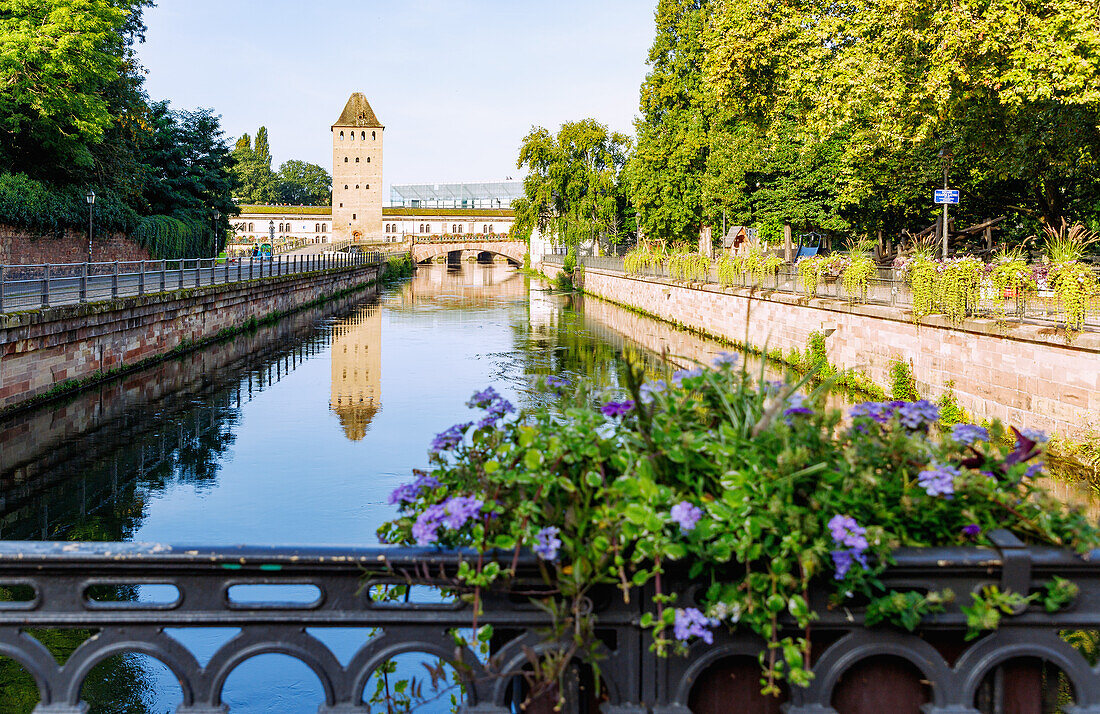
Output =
[{"x1": 389, "y1": 181, "x2": 524, "y2": 209}]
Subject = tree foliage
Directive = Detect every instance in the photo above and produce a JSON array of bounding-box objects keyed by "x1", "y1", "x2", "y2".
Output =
[
  {"x1": 276, "y1": 160, "x2": 331, "y2": 205},
  {"x1": 514, "y1": 119, "x2": 633, "y2": 251},
  {"x1": 0, "y1": 0, "x2": 239, "y2": 258},
  {"x1": 627, "y1": 0, "x2": 1100, "y2": 245}
]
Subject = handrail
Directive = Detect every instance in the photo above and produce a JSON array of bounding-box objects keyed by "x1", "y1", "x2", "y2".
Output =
[
  {"x1": 0, "y1": 252, "x2": 383, "y2": 314},
  {"x1": 0, "y1": 538, "x2": 1097, "y2": 711},
  {"x1": 540, "y1": 253, "x2": 1100, "y2": 332}
]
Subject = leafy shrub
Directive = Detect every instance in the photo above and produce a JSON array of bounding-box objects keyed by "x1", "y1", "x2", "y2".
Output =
[
  {"x1": 0, "y1": 172, "x2": 136, "y2": 235},
  {"x1": 889, "y1": 360, "x2": 920, "y2": 401},
  {"x1": 381, "y1": 360, "x2": 1094, "y2": 698}
]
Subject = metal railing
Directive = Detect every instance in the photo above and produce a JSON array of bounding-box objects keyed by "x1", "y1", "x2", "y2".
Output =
[
  {"x1": 0, "y1": 533, "x2": 1097, "y2": 712},
  {"x1": 0, "y1": 252, "x2": 382, "y2": 314},
  {"x1": 414, "y1": 235, "x2": 522, "y2": 244},
  {"x1": 543, "y1": 254, "x2": 1100, "y2": 331}
]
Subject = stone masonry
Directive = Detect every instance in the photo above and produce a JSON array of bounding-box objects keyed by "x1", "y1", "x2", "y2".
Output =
[
  {"x1": 0, "y1": 264, "x2": 381, "y2": 413},
  {"x1": 0, "y1": 224, "x2": 150, "y2": 265},
  {"x1": 543, "y1": 263, "x2": 1100, "y2": 437}
]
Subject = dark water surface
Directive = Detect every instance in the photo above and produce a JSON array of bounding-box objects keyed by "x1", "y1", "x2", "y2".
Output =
[{"x1": 0, "y1": 263, "x2": 744, "y2": 713}]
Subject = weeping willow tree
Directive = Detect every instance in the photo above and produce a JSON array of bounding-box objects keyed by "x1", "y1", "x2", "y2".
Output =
[{"x1": 513, "y1": 119, "x2": 633, "y2": 252}]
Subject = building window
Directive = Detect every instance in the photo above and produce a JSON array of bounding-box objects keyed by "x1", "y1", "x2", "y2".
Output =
[
  {"x1": 350, "y1": 132, "x2": 354, "y2": 141},
  {"x1": 489, "y1": 224, "x2": 493, "y2": 233},
  {"x1": 322, "y1": 224, "x2": 327, "y2": 232},
  {"x1": 248, "y1": 223, "x2": 253, "y2": 231},
  {"x1": 372, "y1": 131, "x2": 376, "y2": 140},
  {"x1": 355, "y1": 185, "x2": 359, "y2": 189},
  {"x1": 315, "y1": 223, "x2": 320, "y2": 232},
  {"x1": 366, "y1": 157, "x2": 370, "y2": 163},
  {"x1": 361, "y1": 131, "x2": 365, "y2": 140},
  {"x1": 339, "y1": 131, "x2": 344, "y2": 140},
  {"x1": 366, "y1": 184, "x2": 369, "y2": 189},
  {"x1": 355, "y1": 157, "x2": 359, "y2": 163},
  {"x1": 483, "y1": 225, "x2": 487, "y2": 233},
  {"x1": 339, "y1": 203, "x2": 343, "y2": 208},
  {"x1": 352, "y1": 213, "x2": 356, "y2": 220},
  {"x1": 344, "y1": 185, "x2": 349, "y2": 189},
  {"x1": 344, "y1": 157, "x2": 349, "y2": 162}
]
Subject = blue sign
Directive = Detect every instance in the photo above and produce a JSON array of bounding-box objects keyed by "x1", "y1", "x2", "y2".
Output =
[{"x1": 934, "y1": 189, "x2": 960, "y2": 205}]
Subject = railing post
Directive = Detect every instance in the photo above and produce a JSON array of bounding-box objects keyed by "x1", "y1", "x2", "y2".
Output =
[
  {"x1": 237, "y1": 255, "x2": 242, "y2": 282},
  {"x1": 79, "y1": 261, "x2": 88, "y2": 303},
  {"x1": 138, "y1": 260, "x2": 145, "y2": 296},
  {"x1": 249, "y1": 256, "x2": 254, "y2": 281},
  {"x1": 180, "y1": 259, "x2": 184, "y2": 289},
  {"x1": 161, "y1": 260, "x2": 166, "y2": 293},
  {"x1": 211, "y1": 257, "x2": 216, "y2": 285},
  {"x1": 111, "y1": 261, "x2": 119, "y2": 299},
  {"x1": 0, "y1": 264, "x2": 5, "y2": 313},
  {"x1": 42, "y1": 264, "x2": 50, "y2": 308}
]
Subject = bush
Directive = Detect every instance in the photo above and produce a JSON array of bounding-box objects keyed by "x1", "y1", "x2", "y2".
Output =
[
  {"x1": 889, "y1": 360, "x2": 920, "y2": 401},
  {"x1": 0, "y1": 172, "x2": 136, "y2": 235},
  {"x1": 381, "y1": 359, "x2": 1092, "y2": 697}
]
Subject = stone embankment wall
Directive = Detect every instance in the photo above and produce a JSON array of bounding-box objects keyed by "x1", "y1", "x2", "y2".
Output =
[
  {"x1": 0, "y1": 224, "x2": 150, "y2": 264},
  {"x1": 543, "y1": 263, "x2": 1100, "y2": 437},
  {"x1": 0, "y1": 264, "x2": 381, "y2": 413}
]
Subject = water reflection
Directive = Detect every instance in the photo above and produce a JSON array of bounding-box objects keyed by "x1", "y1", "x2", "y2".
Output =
[{"x1": 330, "y1": 303, "x2": 382, "y2": 441}]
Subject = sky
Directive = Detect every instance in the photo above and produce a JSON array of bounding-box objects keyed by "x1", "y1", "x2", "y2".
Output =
[{"x1": 137, "y1": 0, "x2": 658, "y2": 199}]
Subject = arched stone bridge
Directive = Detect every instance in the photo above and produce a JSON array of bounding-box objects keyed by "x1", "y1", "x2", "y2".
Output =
[{"x1": 412, "y1": 240, "x2": 525, "y2": 265}]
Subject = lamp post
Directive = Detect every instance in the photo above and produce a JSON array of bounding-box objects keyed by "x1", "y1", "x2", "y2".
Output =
[
  {"x1": 938, "y1": 149, "x2": 954, "y2": 260},
  {"x1": 85, "y1": 189, "x2": 96, "y2": 263},
  {"x1": 212, "y1": 209, "x2": 221, "y2": 258}
]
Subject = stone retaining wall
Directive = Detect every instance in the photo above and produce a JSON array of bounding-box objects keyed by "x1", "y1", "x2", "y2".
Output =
[
  {"x1": 544, "y1": 263, "x2": 1100, "y2": 437},
  {"x1": 0, "y1": 225, "x2": 150, "y2": 265},
  {"x1": 0, "y1": 264, "x2": 381, "y2": 413}
]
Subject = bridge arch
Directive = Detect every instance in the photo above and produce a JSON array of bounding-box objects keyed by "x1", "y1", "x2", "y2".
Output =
[{"x1": 411, "y1": 241, "x2": 525, "y2": 266}]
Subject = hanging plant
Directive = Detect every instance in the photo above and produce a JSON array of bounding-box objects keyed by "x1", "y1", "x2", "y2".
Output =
[
  {"x1": 936, "y1": 256, "x2": 984, "y2": 324},
  {"x1": 666, "y1": 251, "x2": 711, "y2": 281},
  {"x1": 797, "y1": 255, "x2": 826, "y2": 296},
  {"x1": 987, "y1": 248, "x2": 1036, "y2": 320},
  {"x1": 716, "y1": 256, "x2": 741, "y2": 287},
  {"x1": 840, "y1": 240, "x2": 878, "y2": 302},
  {"x1": 1043, "y1": 221, "x2": 1100, "y2": 331},
  {"x1": 624, "y1": 243, "x2": 664, "y2": 276},
  {"x1": 904, "y1": 252, "x2": 939, "y2": 323}
]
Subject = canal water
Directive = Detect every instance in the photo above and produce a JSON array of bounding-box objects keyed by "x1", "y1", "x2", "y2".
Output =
[
  {"x1": 0, "y1": 263, "x2": 748, "y2": 713},
  {"x1": 2, "y1": 263, "x2": 1095, "y2": 712}
]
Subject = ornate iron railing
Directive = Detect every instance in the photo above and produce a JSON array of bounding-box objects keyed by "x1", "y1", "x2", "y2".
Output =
[{"x1": 0, "y1": 533, "x2": 1098, "y2": 712}]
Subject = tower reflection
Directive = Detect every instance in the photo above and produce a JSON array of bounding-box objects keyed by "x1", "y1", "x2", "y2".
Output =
[{"x1": 330, "y1": 302, "x2": 382, "y2": 440}]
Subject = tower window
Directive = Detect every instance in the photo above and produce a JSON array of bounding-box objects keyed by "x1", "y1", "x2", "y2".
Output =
[
  {"x1": 355, "y1": 185, "x2": 359, "y2": 189},
  {"x1": 350, "y1": 132, "x2": 354, "y2": 141},
  {"x1": 353, "y1": 213, "x2": 356, "y2": 220},
  {"x1": 372, "y1": 131, "x2": 376, "y2": 140},
  {"x1": 361, "y1": 131, "x2": 366, "y2": 140},
  {"x1": 344, "y1": 157, "x2": 349, "y2": 162},
  {"x1": 355, "y1": 157, "x2": 359, "y2": 163},
  {"x1": 366, "y1": 157, "x2": 370, "y2": 163},
  {"x1": 366, "y1": 184, "x2": 369, "y2": 189},
  {"x1": 344, "y1": 185, "x2": 348, "y2": 189},
  {"x1": 339, "y1": 131, "x2": 344, "y2": 140}
]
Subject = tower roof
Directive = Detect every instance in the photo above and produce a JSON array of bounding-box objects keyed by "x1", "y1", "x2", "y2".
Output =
[{"x1": 333, "y1": 93, "x2": 383, "y2": 129}]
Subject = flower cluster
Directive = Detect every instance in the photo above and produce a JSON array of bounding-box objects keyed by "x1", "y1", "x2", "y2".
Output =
[
  {"x1": 950, "y1": 423, "x2": 989, "y2": 445},
  {"x1": 849, "y1": 400, "x2": 939, "y2": 428},
  {"x1": 917, "y1": 462, "x2": 959, "y2": 497},
  {"x1": 672, "y1": 367, "x2": 704, "y2": 386},
  {"x1": 412, "y1": 494, "x2": 485, "y2": 545},
  {"x1": 430, "y1": 422, "x2": 472, "y2": 453},
  {"x1": 601, "y1": 400, "x2": 635, "y2": 418},
  {"x1": 783, "y1": 392, "x2": 813, "y2": 420},
  {"x1": 466, "y1": 387, "x2": 515, "y2": 429},
  {"x1": 670, "y1": 501, "x2": 703, "y2": 532},
  {"x1": 534, "y1": 526, "x2": 561, "y2": 560},
  {"x1": 389, "y1": 472, "x2": 440, "y2": 505},
  {"x1": 829, "y1": 514, "x2": 869, "y2": 580},
  {"x1": 712, "y1": 351, "x2": 739, "y2": 368},
  {"x1": 673, "y1": 608, "x2": 718, "y2": 644},
  {"x1": 639, "y1": 379, "x2": 667, "y2": 404}
]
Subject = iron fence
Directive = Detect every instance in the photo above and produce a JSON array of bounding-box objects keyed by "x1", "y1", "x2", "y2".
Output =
[
  {"x1": 0, "y1": 534, "x2": 1097, "y2": 712},
  {"x1": 541, "y1": 254, "x2": 1100, "y2": 332},
  {"x1": 0, "y1": 252, "x2": 382, "y2": 314}
]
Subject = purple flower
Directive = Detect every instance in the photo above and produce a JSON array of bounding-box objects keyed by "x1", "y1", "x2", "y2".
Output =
[
  {"x1": 1024, "y1": 461, "x2": 1044, "y2": 479},
  {"x1": 639, "y1": 380, "x2": 667, "y2": 404},
  {"x1": 712, "y1": 351, "x2": 739, "y2": 368},
  {"x1": 850, "y1": 401, "x2": 894, "y2": 424},
  {"x1": 670, "y1": 501, "x2": 703, "y2": 532},
  {"x1": 673, "y1": 608, "x2": 718, "y2": 644},
  {"x1": 431, "y1": 422, "x2": 472, "y2": 453},
  {"x1": 763, "y1": 380, "x2": 785, "y2": 396},
  {"x1": 828, "y1": 515, "x2": 868, "y2": 550},
  {"x1": 831, "y1": 548, "x2": 869, "y2": 580},
  {"x1": 476, "y1": 397, "x2": 516, "y2": 429},
  {"x1": 388, "y1": 483, "x2": 419, "y2": 505},
  {"x1": 466, "y1": 387, "x2": 501, "y2": 409},
  {"x1": 601, "y1": 400, "x2": 635, "y2": 418},
  {"x1": 783, "y1": 392, "x2": 814, "y2": 420},
  {"x1": 672, "y1": 368, "x2": 704, "y2": 386},
  {"x1": 442, "y1": 495, "x2": 483, "y2": 529},
  {"x1": 1020, "y1": 428, "x2": 1049, "y2": 444},
  {"x1": 413, "y1": 473, "x2": 440, "y2": 490},
  {"x1": 951, "y1": 424, "x2": 989, "y2": 445},
  {"x1": 533, "y1": 526, "x2": 562, "y2": 560},
  {"x1": 897, "y1": 400, "x2": 940, "y2": 429},
  {"x1": 412, "y1": 504, "x2": 447, "y2": 545},
  {"x1": 917, "y1": 463, "x2": 959, "y2": 497},
  {"x1": 962, "y1": 524, "x2": 981, "y2": 538},
  {"x1": 544, "y1": 376, "x2": 570, "y2": 389}
]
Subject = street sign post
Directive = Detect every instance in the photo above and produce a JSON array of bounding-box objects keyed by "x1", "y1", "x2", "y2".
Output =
[{"x1": 934, "y1": 189, "x2": 960, "y2": 205}]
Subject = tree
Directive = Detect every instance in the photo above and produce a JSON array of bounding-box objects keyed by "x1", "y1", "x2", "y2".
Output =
[
  {"x1": 626, "y1": 0, "x2": 712, "y2": 245},
  {"x1": 0, "y1": 0, "x2": 153, "y2": 179},
  {"x1": 515, "y1": 119, "x2": 632, "y2": 252},
  {"x1": 276, "y1": 160, "x2": 331, "y2": 205},
  {"x1": 230, "y1": 126, "x2": 276, "y2": 203}
]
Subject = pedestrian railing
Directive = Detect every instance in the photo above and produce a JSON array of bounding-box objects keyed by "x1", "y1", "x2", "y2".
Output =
[
  {"x1": 0, "y1": 253, "x2": 382, "y2": 314},
  {"x1": 415, "y1": 235, "x2": 522, "y2": 244},
  {"x1": 0, "y1": 536, "x2": 1096, "y2": 712},
  {"x1": 543, "y1": 254, "x2": 1100, "y2": 332}
]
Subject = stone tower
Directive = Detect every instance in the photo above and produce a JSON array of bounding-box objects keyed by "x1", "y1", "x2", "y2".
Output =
[{"x1": 332, "y1": 93, "x2": 383, "y2": 242}]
